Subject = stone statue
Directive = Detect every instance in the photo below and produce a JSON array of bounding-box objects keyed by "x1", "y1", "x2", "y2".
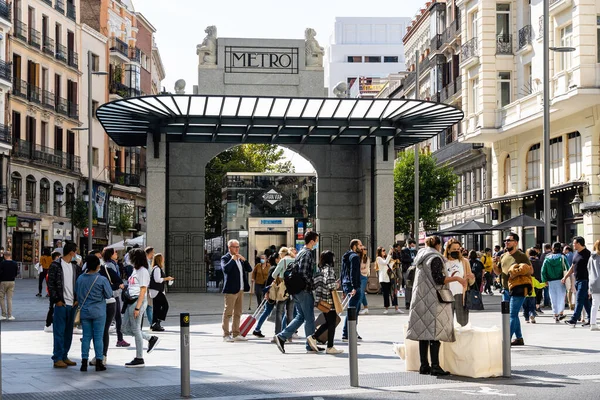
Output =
[
  {"x1": 174, "y1": 79, "x2": 186, "y2": 94},
  {"x1": 332, "y1": 82, "x2": 348, "y2": 98},
  {"x1": 305, "y1": 28, "x2": 324, "y2": 67},
  {"x1": 196, "y1": 25, "x2": 217, "y2": 66}
]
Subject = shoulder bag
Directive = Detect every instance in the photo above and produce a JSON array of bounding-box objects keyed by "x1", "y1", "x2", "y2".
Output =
[
  {"x1": 435, "y1": 257, "x2": 454, "y2": 303},
  {"x1": 74, "y1": 275, "x2": 100, "y2": 325},
  {"x1": 465, "y1": 284, "x2": 485, "y2": 310}
]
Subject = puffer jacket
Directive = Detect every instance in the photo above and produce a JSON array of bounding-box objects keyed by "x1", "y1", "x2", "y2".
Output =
[
  {"x1": 508, "y1": 263, "x2": 533, "y2": 296},
  {"x1": 588, "y1": 253, "x2": 600, "y2": 294},
  {"x1": 48, "y1": 258, "x2": 82, "y2": 305},
  {"x1": 541, "y1": 253, "x2": 568, "y2": 282}
]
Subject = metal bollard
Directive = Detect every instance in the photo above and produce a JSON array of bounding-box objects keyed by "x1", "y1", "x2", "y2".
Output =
[
  {"x1": 180, "y1": 313, "x2": 191, "y2": 398},
  {"x1": 348, "y1": 306, "x2": 359, "y2": 387},
  {"x1": 1, "y1": 318, "x2": 3, "y2": 399},
  {"x1": 501, "y1": 301, "x2": 511, "y2": 378}
]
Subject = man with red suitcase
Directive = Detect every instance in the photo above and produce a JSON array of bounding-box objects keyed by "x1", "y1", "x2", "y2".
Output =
[{"x1": 221, "y1": 239, "x2": 252, "y2": 342}]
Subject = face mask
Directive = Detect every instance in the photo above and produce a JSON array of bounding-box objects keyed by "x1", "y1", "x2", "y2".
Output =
[
  {"x1": 260, "y1": 259, "x2": 265, "y2": 264},
  {"x1": 450, "y1": 251, "x2": 460, "y2": 259},
  {"x1": 313, "y1": 243, "x2": 319, "y2": 251}
]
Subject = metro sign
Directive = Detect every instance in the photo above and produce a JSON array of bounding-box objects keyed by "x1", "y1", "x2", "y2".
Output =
[
  {"x1": 262, "y1": 189, "x2": 283, "y2": 205},
  {"x1": 83, "y1": 227, "x2": 96, "y2": 237}
]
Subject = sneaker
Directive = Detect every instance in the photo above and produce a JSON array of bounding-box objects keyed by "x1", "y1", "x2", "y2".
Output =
[
  {"x1": 565, "y1": 320, "x2": 577, "y2": 328},
  {"x1": 307, "y1": 336, "x2": 320, "y2": 352},
  {"x1": 252, "y1": 330, "x2": 265, "y2": 338},
  {"x1": 511, "y1": 338, "x2": 525, "y2": 346},
  {"x1": 0, "y1": 316, "x2": 5, "y2": 320},
  {"x1": 150, "y1": 323, "x2": 165, "y2": 332},
  {"x1": 7, "y1": 316, "x2": 15, "y2": 321},
  {"x1": 582, "y1": 321, "x2": 591, "y2": 327},
  {"x1": 326, "y1": 346, "x2": 344, "y2": 355},
  {"x1": 359, "y1": 309, "x2": 369, "y2": 315},
  {"x1": 292, "y1": 333, "x2": 299, "y2": 339},
  {"x1": 274, "y1": 335, "x2": 286, "y2": 354},
  {"x1": 53, "y1": 360, "x2": 68, "y2": 368},
  {"x1": 341, "y1": 337, "x2": 348, "y2": 342},
  {"x1": 147, "y1": 336, "x2": 160, "y2": 353},
  {"x1": 89, "y1": 358, "x2": 96, "y2": 366},
  {"x1": 395, "y1": 309, "x2": 404, "y2": 314},
  {"x1": 109, "y1": 325, "x2": 117, "y2": 333},
  {"x1": 383, "y1": 309, "x2": 388, "y2": 314},
  {"x1": 223, "y1": 335, "x2": 234, "y2": 343},
  {"x1": 116, "y1": 340, "x2": 130, "y2": 347},
  {"x1": 590, "y1": 324, "x2": 600, "y2": 331},
  {"x1": 233, "y1": 335, "x2": 248, "y2": 342},
  {"x1": 536, "y1": 308, "x2": 544, "y2": 314},
  {"x1": 357, "y1": 335, "x2": 363, "y2": 341},
  {"x1": 73, "y1": 327, "x2": 83, "y2": 335},
  {"x1": 63, "y1": 359, "x2": 77, "y2": 366},
  {"x1": 530, "y1": 316, "x2": 536, "y2": 324},
  {"x1": 44, "y1": 325, "x2": 53, "y2": 333},
  {"x1": 306, "y1": 346, "x2": 325, "y2": 353},
  {"x1": 430, "y1": 365, "x2": 451, "y2": 376},
  {"x1": 125, "y1": 358, "x2": 145, "y2": 368},
  {"x1": 36, "y1": 293, "x2": 42, "y2": 297}
]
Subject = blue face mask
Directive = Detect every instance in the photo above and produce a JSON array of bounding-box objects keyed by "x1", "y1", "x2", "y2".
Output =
[
  {"x1": 260, "y1": 259, "x2": 265, "y2": 264},
  {"x1": 313, "y1": 242, "x2": 319, "y2": 251}
]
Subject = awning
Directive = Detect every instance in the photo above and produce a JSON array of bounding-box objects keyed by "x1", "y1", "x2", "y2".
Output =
[
  {"x1": 96, "y1": 95, "x2": 464, "y2": 149},
  {"x1": 483, "y1": 181, "x2": 587, "y2": 205}
]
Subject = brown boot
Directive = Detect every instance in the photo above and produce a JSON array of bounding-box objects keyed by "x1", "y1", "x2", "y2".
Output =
[
  {"x1": 53, "y1": 360, "x2": 68, "y2": 368},
  {"x1": 63, "y1": 358, "x2": 77, "y2": 366}
]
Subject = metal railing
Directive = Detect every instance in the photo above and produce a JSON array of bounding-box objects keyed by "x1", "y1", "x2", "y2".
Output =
[
  {"x1": 110, "y1": 81, "x2": 141, "y2": 98},
  {"x1": 55, "y1": 43, "x2": 67, "y2": 63},
  {"x1": 0, "y1": 59, "x2": 11, "y2": 82},
  {"x1": 42, "y1": 90, "x2": 55, "y2": 109},
  {"x1": 12, "y1": 79, "x2": 27, "y2": 99},
  {"x1": 0, "y1": 124, "x2": 11, "y2": 144},
  {"x1": 68, "y1": 101, "x2": 78, "y2": 119},
  {"x1": 0, "y1": 0, "x2": 11, "y2": 21},
  {"x1": 430, "y1": 34, "x2": 442, "y2": 51},
  {"x1": 110, "y1": 37, "x2": 129, "y2": 58},
  {"x1": 14, "y1": 20, "x2": 27, "y2": 42},
  {"x1": 66, "y1": 1, "x2": 76, "y2": 21},
  {"x1": 496, "y1": 34, "x2": 513, "y2": 55},
  {"x1": 28, "y1": 27, "x2": 41, "y2": 49},
  {"x1": 461, "y1": 37, "x2": 478, "y2": 62},
  {"x1": 439, "y1": 76, "x2": 462, "y2": 103},
  {"x1": 403, "y1": 56, "x2": 433, "y2": 89},
  {"x1": 68, "y1": 50, "x2": 78, "y2": 69},
  {"x1": 518, "y1": 25, "x2": 533, "y2": 50},
  {"x1": 0, "y1": 186, "x2": 7, "y2": 205},
  {"x1": 43, "y1": 36, "x2": 55, "y2": 56},
  {"x1": 41, "y1": 0, "x2": 52, "y2": 6},
  {"x1": 13, "y1": 139, "x2": 80, "y2": 172},
  {"x1": 27, "y1": 83, "x2": 41, "y2": 104},
  {"x1": 56, "y1": 97, "x2": 68, "y2": 116},
  {"x1": 55, "y1": 0, "x2": 65, "y2": 13},
  {"x1": 129, "y1": 47, "x2": 141, "y2": 63},
  {"x1": 111, "y1": 168, "x2": 141, "y2": 187}
]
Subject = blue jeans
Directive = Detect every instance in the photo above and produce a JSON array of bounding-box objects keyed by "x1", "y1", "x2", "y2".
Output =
[
  {"x1": 277, "y1": 291, "x2": 315, "y2": 350},
  {"x1": 52, "y1": 304, "x2": 76, "y2": 362},
  {"x1": 146, "y1": 305, "x2": 153, "y2": 327},
  {"x1": 122, "y1": 300, "x2": 151, "y2": 359},
  {"x1": 342, "y1": 284, "x2": 362, "y2": 338},
  {"x1": 502, "y1": 290, "x2": 511, "y2": 302},
  {"x1": 360, "y1": 276, "x2": 368, "y2": 307},
  {"x1": 522, "y1": 297, "x2": 537, "y2": 320},
  {"x1": 510, "y1": 296, "x2": 526, "y2": 340},
  {"x1": 571, "y1": 280, "x2": 592, "y2": 322},
  {"x1": 81, "y1": 316, "x2": 105, "y2": 361},
  {"x1": 543, "y1": 286, "x2": 550, "y2": 307},
  {"x1": 255, "y1": 301, "x2": 274, "y2": 332}
]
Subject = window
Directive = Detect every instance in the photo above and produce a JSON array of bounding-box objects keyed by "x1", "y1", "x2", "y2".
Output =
[
  {"x1": 364, "y1": 56, "x2": 381, "y2": 63},
  {"x1": 470, "y1": 77, "x2": 480, "y2": 113},
  {"x1": 91, "y1": 53, "x2": 100, "y2": 72},
  {"x1": 11, "y1": 172, "x2": 22, "y2": 211},
  {"x1": 41, "y1": 121, "x2": 48, "y2": 147},
  {"x1": 456, "y1": 179, "x2": 462, "y2": 207},
  {"x1": 568, "y1": 132, "x2": 582, "y2": 180},
  {"x1": 54, "y1": 182, "x2": 64, "y2": 217},
  {"x1": 26, "y1": 176, "x2": 36, "y2": 213},
  {"x1": 470, "y1": 11, "x2": 478, "y2": 39},
  {"x1": 384, "y1": 56, "x2": 399, "y2": 63},
  {"x1": 496, "y1": 4, "x2": 511, "y2": 37},
  {"x1": 597, "y1": 16, "x2": 600, "y2": 63},
  {"x1": 560, "y1": 24, "x2": 573, "y2": 71},
  {"x1": 92, "y1": 100, "x2": 99, "y2": 118},
  {"x1": 66, "y1": 184, "x2": 75, "y2": 218},
  {"x1": 504, "y1": 155, "x2": 511, "y2": 195},
  {"x1": 498, "y1": 71, "x2": 511, "y2": 107},
  {"x1": 549, "y1": 137, "x2": 564, "y2": 185},
  {"x1": 40, "y1": 179, "x2": 50, "y2": 214},
  {"x1": 524, "y1": 63, "x2": 532, "y2": 96},
  {"x1": 88, "y1": 146, "x2": 99, "y2": 167},
  {"x1": 465, "y1": 171, "x2": 472, "y2": 204},
  {"x1": 141, "y1": 52, "x2": 148, "y2": 70},
  {"x1": 527, "y1": 143, "x2": 541, "y2": 189},
  {"x1": 474, "y1": 168, "x2": 482, "y2": 202}
]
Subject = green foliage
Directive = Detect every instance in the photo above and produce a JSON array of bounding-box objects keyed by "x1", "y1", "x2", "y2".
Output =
[
  {"x1": 394, "y1": 150, "x2": 460, "y2": 235},
  {"x1": 205, "y1": 145, "x2": 294, "y2": 238},
  {"x1": 112, "y1": 202, "x2": 133, "y2": 235},
  {"x1": 72, "y1": 199, "x2": 98, "y2": 230}
]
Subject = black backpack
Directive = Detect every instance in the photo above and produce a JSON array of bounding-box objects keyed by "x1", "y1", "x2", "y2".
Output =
[{"x1": 283, "y1": 260, "x2": 306, "y2": 295}]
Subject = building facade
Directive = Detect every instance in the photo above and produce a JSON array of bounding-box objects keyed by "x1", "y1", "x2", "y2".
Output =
[
  {"x1": 0, "y1": 1, "x2": 12, "y2": 252},
  {"x1": 325, "y1": 17, "x2": 410, "y2": 98}
]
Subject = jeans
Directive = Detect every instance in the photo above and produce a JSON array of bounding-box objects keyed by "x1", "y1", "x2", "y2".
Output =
[
  {"x1": 342, "y1": 284, "x2": 362, "y2": 338},
  {"x1": 114, "y1": 297, "x2": 124, "y2": 341},
  {"x1": 145, "y1": 305, "x2": 153, "y2": 329},
  {"x1": 276, "y1": 298, "x2": 294, "y2": 334},
  {"x1": 548, "y1": 280, "x2": 566, "y2": 315},
  {"x1": 277, "y1": 291, "x2": 315, "y2": 350},
  {"x1": 522, "y1": 297, "x2": 537, "y2": 320},
  {"x1": 103, "y1": 302, "x2": 117, "y2": 356},
  {"x1": 255, "y1": 300, "x2": 275, "y2": 332},
  {"x1": 254, "y1": 283, "x2": 265, "y2": 306},
  {"x1": 502, "y1": 289, "x2": 511, "y2": 302},
  {"x1": 590, "y1": 293, "x2": 600, "y2": 325},
  {"x1": 52, "y1": 304, "x2": 76, "y2": 362},
  {"x1": 122, "y1": 300, "x2": 151, "y2": 359},
  {"x1": 543, "y1": 286, "x2": 551, "y2": 307},
  {"x1": 571, "y1": 280, "x2": 592, "y2": 322},
  {"x1": 81, "y1": 316, "x2": 105, "y2": 361},
  {"x1": 360, "y1": 276, "x2": 368, "y2": 307},
  {"x1": 510, "y1": 296, "x2": 526, "y2": 340}
]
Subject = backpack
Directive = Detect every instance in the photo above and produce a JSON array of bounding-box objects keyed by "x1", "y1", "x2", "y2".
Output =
[{"x1": 283, "y1": 260, "x2": 306, "y2": 295}]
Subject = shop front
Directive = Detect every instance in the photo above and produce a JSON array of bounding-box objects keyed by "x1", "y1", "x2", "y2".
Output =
[{"x1": 7, "y1": 216, "x2": 40, "y2": 279}]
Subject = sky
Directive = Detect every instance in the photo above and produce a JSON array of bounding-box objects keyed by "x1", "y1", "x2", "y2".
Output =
[{"x1": 134, "y1": 0, "x2": 426, "y2": 172}]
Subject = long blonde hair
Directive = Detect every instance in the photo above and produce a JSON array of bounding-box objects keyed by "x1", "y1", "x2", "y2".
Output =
[
  {"x1": 444, "y1": 238, "x2": 463, "y2": 260},
  {"x1": 152, "y1": 253, "x2": 164, "y2": 268},
  {"x1": 594, "y1": 240, "x2": 600, "y2": 253}
]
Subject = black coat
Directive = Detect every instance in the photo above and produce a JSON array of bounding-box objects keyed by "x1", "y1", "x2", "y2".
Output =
[
  {"x1": 221, "y1": 253, "x2": 252, "y2": 294},
  {"x1": 48, "y1": 258, "x2": 82, "y2": 305}
]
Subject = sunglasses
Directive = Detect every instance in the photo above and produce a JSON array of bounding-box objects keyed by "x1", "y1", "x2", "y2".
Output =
[{"x1": 504, "y1": 239, "x2": 515, "y2": 243}]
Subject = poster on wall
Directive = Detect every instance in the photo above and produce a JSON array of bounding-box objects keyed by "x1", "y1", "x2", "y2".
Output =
[{"x1": 93, "y1": 183, "x2": 109, "y2": 222}]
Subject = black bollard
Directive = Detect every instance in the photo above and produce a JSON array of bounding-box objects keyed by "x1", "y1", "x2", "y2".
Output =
[{"x1": 180, "y1": 313, "x2": 191, "y2": 398}]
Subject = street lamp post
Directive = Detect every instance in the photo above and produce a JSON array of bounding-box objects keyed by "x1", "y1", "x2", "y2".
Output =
[{"x1": 414, "y1": 50, "x2": 420, "y2": 242}]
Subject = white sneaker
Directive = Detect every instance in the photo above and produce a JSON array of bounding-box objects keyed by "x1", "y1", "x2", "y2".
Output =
[
  {"x1": 232, "y1": 335, "x2": 248, "y2": 342},
  {"x1": 44, "y1": 325, "x2": 53, "y2": 333},
  {"x1": 326, "y1": 346, "x2": 344, "y2": 355},
  {"x1": 306, "y1": 336, "x2": 320, "y2": 352},
  {"x1": 591, "y1": 324, "x2": 600, "y2": 331},
  {"x1": 359, "y1": 309, "x2": 369, "y2": 315},
  {"x1": 223, "y1": 335, "x2": 234, "y2": 342},
  {"x1": 383, "y1": 309, "x2": 389, "y2": 314},
  {"x1": 8, "y1": 316, "x2": 15, "y2": 320},
  {"x1": 0, "y1": 316, "x2": 6, "y2": 321},
  {"x1": 395, "y1": 309, "x2": 404, "y2": 314},
  {"x1": 109, "y1": 325, "x2": 116, "y2": 333},
  {"x1": 292, "y1": 333, "x2": 299, "y2": 339},
  {"x1": 73, "y1": 327, "x2": 83, "y2": 335}
]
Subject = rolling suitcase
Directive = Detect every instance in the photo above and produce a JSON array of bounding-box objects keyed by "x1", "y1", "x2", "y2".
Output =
[
  {"x1": 314, "y1": 294, "x2": 351, "y2": 344},
  {"x1": 240, "y1": 298, "x2": 267, "y2": 337}
]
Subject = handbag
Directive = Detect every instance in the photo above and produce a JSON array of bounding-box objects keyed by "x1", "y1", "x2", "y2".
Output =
[
  {"x1": 436, "y1": 288, "x2": 455, "y2": 303},
  {"x1": 465, "y1": 285, "x2": 485, "y2": 310},
  {"x1": 317, "y1": 300, "x2": 331, "y2": 313},
  {"x1": 332, "y1": 290, "x2": 343, "y2": 314},
  {"x1": 74, "y1": 275, "x2": 99, "y2": 325}
]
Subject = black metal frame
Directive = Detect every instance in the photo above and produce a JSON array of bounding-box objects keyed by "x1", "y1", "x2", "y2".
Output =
[{"x1": 96, "y1": 95, "x2": 464, "y2": 150}]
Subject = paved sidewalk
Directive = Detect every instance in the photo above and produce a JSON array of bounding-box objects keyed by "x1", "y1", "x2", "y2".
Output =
[{"x1": 2, "y1": 279, "x2": 600, "y2": 399}]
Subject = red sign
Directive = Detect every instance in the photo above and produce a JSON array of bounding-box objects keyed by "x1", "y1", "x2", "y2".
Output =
[{"x1": 83, "y1": 228, "x2": 96, "y2": 237}]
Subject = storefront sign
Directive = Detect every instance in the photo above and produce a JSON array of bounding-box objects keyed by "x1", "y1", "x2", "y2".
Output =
[
  {"x1": 225, "y1": 46, "x2": 299, "y2": 74},
  {"x1": 16, "y1": 219, "x2": 34, "y2": 232},
  {"x1": 262, "y1": 189, "x2": 283, "y2": 205},
  {"x1": 6, "y1": 216, "x2": 17, "y2": 227},
  {"x1": 260, "y1": 219, "x2": 283, "y2": 225}
]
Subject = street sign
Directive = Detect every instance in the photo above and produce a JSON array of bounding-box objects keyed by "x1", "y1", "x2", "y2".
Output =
[{"x1": 83, "y1": 228, "x2": 96, "y2": 237}]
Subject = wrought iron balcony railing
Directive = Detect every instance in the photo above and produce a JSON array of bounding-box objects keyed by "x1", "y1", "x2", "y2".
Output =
[
  {"x1": 430, "y1": 34, "x2": 442, "y2": 51},
  {"x1": 28, "y1": 27, "x2": 41, "y2": 49},
  {"x1": 111, "y1": 168, "x2": 141, "y2": 187},
  {"x1": 13, "y1": 139, "x2": 80, "y2": 172},
  {"x1": 14, "y1": 20, "x2": 27, "y2": 43},
  {"x1": 129, "y1": 47, "x2": 141, "y2": 63},
  {"x1": 55, "y1": 43, "x2": 67, "y2": 63},
  {"x1": 461, "y1": 37, "x2": 478, "y2": 62},
  {"x1": 0, "y1": 124, "x2": 11, "y2": 145},
  {"x1": 12, "y1": 78, "x2": 27, "y2": 99},
  {"x1": 496, "y1": 34, "x2": 513, "y2": 55},
  {"x1": 56, "y1": 97, "x2": 68, "y2": 116},
  {"x1": 110, "y1": 37, "x2": 129, "y2": 58},
  {"x1": 42, "y1": 90, "x2": 55, "y2": 109},
  {"x1": 0, "y1": 0, "x2": 11, "y2": 21},
  {"x1": 68, "y1": 50, "x2": 78, "y2": 69},
  {"x1": 27, "y1": 83, "x2": 41, "y2": 104},
  {"x1": 518, "y1": 25, "x2": 533, "y2": 50},
  {"x1": 0, "y1": 59, "x2": 11, "y2": 82},
  {"x1": 43, "y1": 36, "x2": 55, "y2": 56}
]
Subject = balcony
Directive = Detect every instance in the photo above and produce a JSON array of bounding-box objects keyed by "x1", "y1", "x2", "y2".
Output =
[
  {"x1": 460, "y1": 37, "x2": 479, "y2": 67},
  {"x1": 28, "y1": 28, "x2": 41, "y2": 49},
  {"x1": 439, "y1": 76, "x2": 462, "y2": 104},
  {"x1": 129, "y1": 47, "x2": 141, "y2": 63},
  {"x1": 27, "y1": 83, "x2": 41, "y2": 104},
  {"x1": 496, "y1": 34, "x2": 513, "y2": 55},
  {"x1": 0, "y1": 0, "x2": 11, "y2": 23},
  {"x1": 0, "y1": 124, "x2": 11, "y2": 145},
  {"x1": 66, "y1": 1, "x2": 76, "y2": 21},
  {"x1": 12, "y1": 78, "x2": 27, "y2": 99},
  {"x1": 441, "y1": 17, "x2": 461, "y2": 48},
  {"x1": 55, "y1": 0, "x2": 65, "y2": 14},
  {"x1": 0, "y1": 186, "x2": 7, "y2": 206},
  {"x1": 42, "y1": 90, "x2": 55, "y2": 110},
  {"x1": 518, "y1": 25, "x2": 533, "y2": 52},
  {"x1": 111, "y1": 168, "x2": 141, "y2": 187},
  {"x1": 110, "y1": 37, "x2": 129, "y2": 59},
  {"x1": 430, "y1": 34, "x2": 442, "y2": 52},
  {"x1": 0, "y1": 59, "x2": 11, "y2": 83},
  {"x1": 43, "y1": 36, "x2": 55, "y2": 56},
  {"x1": 55, "y1": 43, "x2": 67, "y2": 63},
  {"x1": 68, "y1": 101, "x2": 78, "y2": 119},
  {"x1": 110, "y1": 81, "x2": 141, "y2": 99},
  {"x1": 56, "y1": 97, "x2": 68, "y2": 116},
  {"x1": 403, "y1": 56, "x2": 433, "y2": 90},
  {"x1": 41, "y1": 0, "x2": 52, "y2": 6},
  {"x1": 13, "y1": 139, "x2": 80, "y2": 173},
  {"x1": 68, "y1": 50, "x2": 78, "y2": 69},
  {"x1": 14, "y1": 20, "x2": 27, "y2": 43}
]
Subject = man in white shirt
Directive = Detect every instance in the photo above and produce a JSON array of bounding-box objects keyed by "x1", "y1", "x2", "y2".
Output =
[
  {"x1": 221, "y1": 239, "x2": 252, "y2": 342},
  {"x1": 47, "y1": 242, "x2": 81, "y2": 368}
]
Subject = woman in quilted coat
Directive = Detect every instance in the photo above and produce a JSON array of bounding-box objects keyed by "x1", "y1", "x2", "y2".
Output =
[{"x1": 407, "y1": 236, "x2": 467, "y2": 376}]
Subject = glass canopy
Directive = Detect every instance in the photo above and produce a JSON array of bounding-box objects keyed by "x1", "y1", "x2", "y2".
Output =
[{"x1": 96, "y1": 95, "x2": 464, "y2": 148}]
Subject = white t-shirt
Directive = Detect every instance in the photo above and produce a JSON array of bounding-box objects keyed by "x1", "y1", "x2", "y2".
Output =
[
  {"x1": 445, "y1": 259, "x2": 465, "y2": 296},
  {"x1": 61, "y1": 259, "x2": 74, "y2": 306},
  {"x1": 128, "y1": 267, "x2": 150, "y2": 298}
]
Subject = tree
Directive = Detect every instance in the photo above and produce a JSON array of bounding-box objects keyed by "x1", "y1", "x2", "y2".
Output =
[
  {"x1": 72, "y1": 199, "x2": 98, "y2": 230},
  {"x1": 111, "y1": 202, "x2": 134, "y2": 236},
  {"x1": 394, "y1": 150, "x2": 460, "y2": 235},
  {"x1": 205, "y1": 144, "x2": 294, "y2": 238}
]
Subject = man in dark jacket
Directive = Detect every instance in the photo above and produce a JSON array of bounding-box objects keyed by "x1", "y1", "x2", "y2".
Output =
[
  {"x1": 221, "y1": 239, "x2": 252, "y2": 342},
  {"x1": 0, "y1": 251, "x2": 19, "y2": 320},
  {"x1": 341, "y1": 239, "x2": 363, "y2": 341},
  {"x1": 47, "y1": 242, "x2": 82, "y2": 368}
]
